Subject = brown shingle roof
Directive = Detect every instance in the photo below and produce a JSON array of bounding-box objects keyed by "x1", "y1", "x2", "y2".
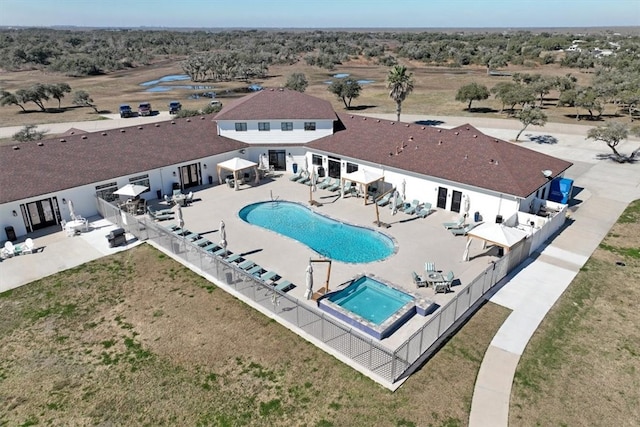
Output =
[
  {"x1": 0, "y1": 116, "x2": 247, "y2": 204},
  {"x1": 307, "y1": 114, "x2": 572, "y2": 198},
  {"x1": 215, "y1": 88, "x2": 336, "y2": 121}
]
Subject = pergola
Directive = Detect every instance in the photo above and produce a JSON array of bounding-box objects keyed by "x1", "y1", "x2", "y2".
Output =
[
  {"x1": 462, "y1": 223, "x2": 529, "y2": 261},
  {"x1": 340, "y1": 169, "x2": 385, "y2": 205},
  {"x1": 216, "y1": 157, "x2": 259, "y2": 191}
]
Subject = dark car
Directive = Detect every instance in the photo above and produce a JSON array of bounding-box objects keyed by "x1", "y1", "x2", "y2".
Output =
[
  {"x1": 138, "y1": 102, "x2": 152, "y2": 116},
  {"x1": 169, "y1": 101, "x2": 182, "y2": 114},
  {"x1": 119, "y1": 104, "x2": 134, "y2": 118}
]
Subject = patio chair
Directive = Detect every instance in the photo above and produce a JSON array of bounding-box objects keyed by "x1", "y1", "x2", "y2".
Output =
[
  {"x1": 327, "y1": 179, "x2": 342, "y2": 192},
  {"x1": 247, "y1": 265, "x2": 266, "y2": 276},
  {"x1": 442, "y1": 216, "x2": 465, "y2": 229},
  {"x1": 450, "y1": 223, "x2": 479, "y2": 236},
  {"x1": 1, "y1": 241, "x2": 15, "y2": 258},
  {"x1": 22, "y1": 238, "x2": 35, "y2": 254},
  {"x1": 375, "y1": 192, "x2": 393, "y2": 207},
  {"x1": 224, "y1": 253, "x2": 243, "y2": 264},
  {"x1": 238, "y1": 260, "x2": 256, "y2": 271},
  {"x1": 404, "y1": 199, "x2": 420, "y2": 215},
  {"x1": 416, "y1": 203, "x2": 432, "y2": 218},
  {"x1": 425, "y1": 262, "x2": 436, "y2": 274},
  {"x1": 259, "y1": 270, "x2": 279, "y2": 283},
  {"x1": 434, "y1": 271, "x2": 454, "y2": 293},
  {"x1": 298, "y1": 172, "x2": 311, "y2": 185},
  {"x1": 185, "y1": 191, "x2": 194, "y2": 205},
  {"x1": 412, "y1": 271, "x2": 428, "y2": 288}
]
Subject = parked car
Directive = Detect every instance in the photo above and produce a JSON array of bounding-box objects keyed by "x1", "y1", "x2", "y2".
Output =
[
  {"x1": 210, "y1": 100, "x2": 222, "y2": 106},
  {"x1": 168, "y1": 101, "x2": 182, "y2": 114},
  {"x1": 138, "y1": 102, "x2": 152, "y2": 116},
  {"x1": 119, "y1": 104, "x2": 134, "y2": 118}
]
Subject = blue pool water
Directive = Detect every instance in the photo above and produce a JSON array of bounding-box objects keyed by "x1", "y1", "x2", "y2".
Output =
[
  {"x1": 333, "y1": 73, "x2": 350, "y2": 78},
  {"x1": 238, "y1": 201, "x2": 394, "y2": 263},
  {"x1": 327, "y1": 276, "x2": 413, "y2": 325},
  {"x1": 140, "y1": 74, "x2": 191, "y2": 86}
]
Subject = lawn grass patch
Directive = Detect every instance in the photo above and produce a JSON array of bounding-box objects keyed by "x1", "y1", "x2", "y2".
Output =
[{"x1": 0, "y1": 243, "x2": 509, "y2": 426}]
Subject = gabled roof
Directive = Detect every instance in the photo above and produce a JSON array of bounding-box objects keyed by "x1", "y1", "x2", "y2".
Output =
[
  {"x1": 217, "y1": 157, "x2": 257, "y2": 172},
  {"x1": 307, "y1": 114, "x2": 572, "y2": 198},
  {"x1": 214, "y1": 88, "x2": 336, "y2": 121},
  {"x1": 0, "y1": 116, "x2": 247, "y2": 204}
]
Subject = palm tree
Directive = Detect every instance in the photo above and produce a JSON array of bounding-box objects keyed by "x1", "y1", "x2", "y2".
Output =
[{"x1": 386, "y1": 65, "x2": 414, "y2": 122}]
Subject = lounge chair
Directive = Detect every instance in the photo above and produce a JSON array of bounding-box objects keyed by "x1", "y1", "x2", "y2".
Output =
[
  {"x1": 184, "y1": 232, "x2": 200, "y2": 241},
  {"x1": 202, "y1": 243, "x2": 220, "y2": 252},
  {"x1": 212, "y1": 247, "x2": 230, "y2": 257},
  {"x1": 289, "y1": 171, "x2": 303, "y2": 181},
  {"x1": 450, "y1": 223, "x2": 479, "y2": 236},
  {"x1": 192, "y1": 237, "x2": 209, "y2": 247},
  {"x1": 416, "y1": 203, "x2": 432, "y2": 218},
  {"x1": 404, "y1": 199, "x2": 420, "y2": 215},
  {"x1": 298, "y1": 172, "x2": 311, "y2": 185},
  {"x1": 224, "y1": 253, "x2": 244, "y2": 264},
  {"x1": 1, "y1": 241, "x2": 15, "y2": 258},
  {"x1": 318, "y1": 177, "x2": 335, "y2": 190},
  {"x1": 327, "y1": 179, "x2": 341, "y2": 192},
  {"x1": 259, "y1": 270, "x2": 279, "y2": 283},
  {"x1": 185, "y1": 191, "x2": 194, "y2": 205},
  {"x1": 22, "y1": 238, "x2": 35, "y2": 254},
  {"x1": 246, "y1": 265, "x2": 265, "y2": 276},
  {"x1": 375, "y1": 192, "x2": 393, "y2": 207},
  {"x1": 442, "y1": 216, "x2": 465, "y2": 229},
  {"x1": 434, "y1": 271, "x2": 454, "y2": 293},
  {"x1": 238, "y1": 260, "x2": 256, "y2": 270},
  {"x1": 342, "y1": 181, "x2": 356, "y2": 196},
  {"x1": 275, "y1": 280, "x2": 295, "y2": 292},
  {"x1": 412, "y1": 271, "x2": 428, "y2": 288}
]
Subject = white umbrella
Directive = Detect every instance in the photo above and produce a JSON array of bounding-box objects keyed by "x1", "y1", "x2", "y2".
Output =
[
  {"x1": 462, "y1": 237, "x2": 473, "y2": 261},
  {"x1": 391, "y1": 190, "x2": 399, "y2": 215},
  {"x1": 172, "y1": 203, "x2": 184, "y2": 229},
  {"x1": 219, "y1": 239, "x2": 227, "y2": 256},
  {"x1": 220, "y1": 220, "x2": 226, "y2": 241},
  {"x1": 464, "y1": 195, "x2": 471, "y2": 219},
  {"x1": 259, "y1": 154, "x2": 267, "y2": 170},
  {"x1": 304, "y1": 156, "x2": 309, "y2": 173},
  {"x1": 304, "y1": 262, "x2": 314, "y2": 300},
  {"x1": 310, "y1": 168, "x2": 317, "y2": 192},
  {"x1": 401, "y1": 179, "x2": 406, "y2": 200},
  {"x1": 114, "y1": 183, "x2": 148, "y2": 198},
  {"x1": 67, "y1": 199, "x2": 77, "y2": 221}
]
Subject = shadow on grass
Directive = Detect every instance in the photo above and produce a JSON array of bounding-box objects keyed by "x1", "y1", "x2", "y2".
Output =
[
  {"x1": 415, "y1": 119, "x2": 445, "y2": 127},
  {"x1": 526, "y1": 134, "x2": 558, "y2": 144}
]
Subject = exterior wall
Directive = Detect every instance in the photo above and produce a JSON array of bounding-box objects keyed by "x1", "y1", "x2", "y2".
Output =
[{"x1": 217, "y1": 119, "x2": 333, "y2": 144}]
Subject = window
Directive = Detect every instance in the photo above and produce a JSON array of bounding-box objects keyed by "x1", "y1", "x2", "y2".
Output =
[
  {"x1": 304, "y1": 122, "x2": 316, "y2": 131},
  {"x1": 258, "y1": 122, "x2": 270, "y2": 131},
  {"x1": 235, "y1": 122, "x2": 247, "y2": 132},
  {"x1": 346, "y1": 162, "x2": 359, "y2": 173},
  {"x1": 95, "y1": 182, "x2": 118, "y2": 202},
  {"x1": 281, "y1": 122, "x2": 293, "y2": 131},
  {"x1": 312, "y1": 154, "x2": 323, "y2": 166},
  {"x1": 129, "y1": 174, "x2": 150, "y2": 194}
]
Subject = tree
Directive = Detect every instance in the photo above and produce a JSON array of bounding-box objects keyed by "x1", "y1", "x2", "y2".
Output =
[
  {"x1": 587, "y1": 121, "x2": 639, "y2": 162},
  {"x1": 47, "y1": 83, "x2": 71, "y2": 108},
  {"x1": 327, "y1": 78, "x2": 362, "y2": 109},
  {"x1": 455, "y1": 82, "x2": 490, "y2": 111},
  {"x1": 284, "y1": 72, "x2": 308, "y2": 92},
  {"x1": 386, "y1": 65, "x2": 414, "y2": 122},
  {"x1": 13, "y1": 124, "x2": 45, "y2": 142},
  {"x1": 72, "y1": 90, "x2": 98, "y2": 113},
  {"x1": 492, "y1": 82, "x2": 534, "y2": 115},
  {"x1": 515, "y1": 106, "x2": 547, "y2": 141},
  {"x1": 16, "y1": 84, "x2": 50, "y2": 111},
  {"x1": 0, "y1": 90, "x2": 26, "y2": 112}
]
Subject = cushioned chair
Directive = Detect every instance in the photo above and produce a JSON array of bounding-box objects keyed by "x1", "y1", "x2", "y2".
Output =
[
  {"x1": 376, "y1": 192, "x2": 393, "y2": 207},
  {"x1": 22, "y1": 238, "x2": 35, "y2": 254},
  {"x1": 442, "y1": 216, "x2": 465, "y2": 229},
  {"x1": 404, "y1": 199, "x2": 420, "y2": 215},
  {"x1": 1, "y1": 241, "x2": 15, "y2": 258},
  {"x1": 450, "y1": 223, "x2": 479, "y2": 236},
  {"x1": 434, "y1": 271, "x2": 454, "y2": 293},
  {"x1": 412, "y1": 271, "x2": 428, "y2": 288},
  {"x1": 318, "y1": 177, "x2": 335, "y2": 190},
  {"x1": 416, "y1": 203, "x2": 432, "y2": 218},
  {"x1": 425, "y1": 262, "x2": 436, "y2": 274},
  {"x1": 275, "y1": 280, "x2": 295, "y2": 292},
  {"x1": 289, "y1": 171, "x2": 303, "y2": 181},
  {"x1": 327, "y1": 179, "x2": 342, "y2": 192}
]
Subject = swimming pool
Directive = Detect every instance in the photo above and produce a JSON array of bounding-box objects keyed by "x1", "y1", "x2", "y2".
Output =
[
  {"x1": 319, "y1": 276, "x2": 417, "y2": 340},
  {"x1": 238, "y1": 201, "x2": 395, "y2": 263}
]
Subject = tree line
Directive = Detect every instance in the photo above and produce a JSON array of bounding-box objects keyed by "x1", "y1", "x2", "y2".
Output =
[{"x1": 1, "y1": 83, "x2": 98, "y2": 113}]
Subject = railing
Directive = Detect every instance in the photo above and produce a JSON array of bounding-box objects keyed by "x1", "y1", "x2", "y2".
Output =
[{"x1": 95, "y1": 197, "x2": 518, "y2": 384}]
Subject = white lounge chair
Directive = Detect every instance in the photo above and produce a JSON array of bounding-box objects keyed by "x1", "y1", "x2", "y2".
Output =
[
  {"x1": 1, "y1": 241, "x2": 15, "y2": 258},
  {"x1": 22, "y1": 238, "x2": 35, "y2": 254}
]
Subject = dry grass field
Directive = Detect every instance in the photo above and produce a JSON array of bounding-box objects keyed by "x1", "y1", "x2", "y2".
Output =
[
  {"x1": 0, "y1": 244, "x2": 510, "y2": 426},
  {"x1": 510, "y1": 200, "x2": 640, "y2": 426},
  {"x1": 0, "y1": 56, "x2": 606, "y2": 130}
]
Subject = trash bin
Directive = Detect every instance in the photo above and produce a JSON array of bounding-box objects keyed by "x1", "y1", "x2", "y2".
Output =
[
  {"x1": 208, "y1": 175, "x2": 213, "y2": 185},
  {"x1": 156, "y1": 189, "x2": 162, "y2": 199},
  {"x1": 474, "y1": 211, "x2": 480, "y2": 222},
  {"x1": 5, "y1": 226, "x2": 16, "y2": 242},
  {"x1": 225, "y1": 272, "x2": 233, "y2": 285},
  {"x1": 495, "y1": 215, "x2": 503, "y2": 224},
  {"x1": 318, "y1": 166, "x2": 325, "y2": 177},
  {"x1": 292, "y1": 163, "x2": 298, "y2": 174}
]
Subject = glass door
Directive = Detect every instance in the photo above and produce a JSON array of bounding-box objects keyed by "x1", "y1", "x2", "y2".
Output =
[
  {"x1": 180, "y1": 163, "x2": 201, "y2": 189},
  {"x1": 451, "y1": 190, "x2": 462, "y2": 213},
  {"x1": 437, "y1": 187, "x2": 448, "y2": 209},
  {"x1": 268, "y1": 150, "x2": 286, "y2": 171},
  {"x1": 25, "y1": 198, "x2": 58, "y2": 231}
]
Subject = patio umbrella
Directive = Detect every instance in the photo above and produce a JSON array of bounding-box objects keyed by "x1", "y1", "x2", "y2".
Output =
[
  {"x1": 310, "y1": 167, "x2": 317, "y2": 192},
  {"x1": 172, "y1": 203, "x2": 184, "y2": 229},
  {"x1": 462, "y1": 237, "x2": 473, "y2": 261},
  {"x1": 391, "y1": 190, "x2": 399, "y2": 215},
  {"x1": 114, "y1": 183, "x2": 148, "y2": 198},
  {"x1": 304, "y1": 262, "x2": 314, "y2": 300},
  {"x1": 220, "y1": 220, "x2": 226, "y2": 241},
  {"x1": 401, "y1": 179, "x2": 406, "y2": 200},
  {"x1": 304, "y1": 156, "x2": 309, "y2": 173},
  {"x1": 219, "y1": 239, "x2": 227, "y2": 257},
  {"x1": 67, "y1": 199, "x2": 77, "y2": 221},
  {"x1": 259, "y1": 154, "x2": 267, "y2": 170},
  {"x1": 464, "y1": 195, "x2": 471, "y2": 220}
]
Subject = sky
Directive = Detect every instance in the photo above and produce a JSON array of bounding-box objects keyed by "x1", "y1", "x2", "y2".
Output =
[{"x1": 1, "y1": 0, "x2": 639, "y2": 29}]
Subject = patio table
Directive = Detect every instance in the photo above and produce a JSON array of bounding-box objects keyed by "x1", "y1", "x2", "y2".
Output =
[{"x1": 426, "y1": 272, "x2": 444, "y2": 287}]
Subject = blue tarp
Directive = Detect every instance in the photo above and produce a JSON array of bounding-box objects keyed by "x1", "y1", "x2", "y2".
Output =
[{"x1": 548, "y1": 178, "x2": 574, "y2": 204}]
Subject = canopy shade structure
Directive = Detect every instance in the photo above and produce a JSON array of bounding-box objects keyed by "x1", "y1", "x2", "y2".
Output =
[
  {"x1": 463, "y1": 223, "x2": 529, "y2": 261},
  {"x1": 340, "y1": 169, "x2": 385, "y2": 205},
  {"x1": 216, "y1": 157, "x2": 259, "y2": 191},
  {"x1": 113, "y1": 183, "x2": 149, "y2": 198}
]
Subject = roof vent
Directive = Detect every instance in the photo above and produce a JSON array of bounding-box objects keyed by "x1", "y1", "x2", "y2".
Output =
[
  {"x1": 473, "y1": 135, "x2": 477, "y2": 138},
  {"x1": 489, "y1": 159, "x2": 494, "y2": 163},
  {"x1": 186, "y1": 118, "x2": 191, "y2": 122},
  {"x1": 438, "y1": 140, "x2": 443, "y2": 145},
  {"x1": 409, "y1": 136, "x2": 413, "y2": 141},
  {"x1": 60, "y1": 139, "x2": 66, "y2": 142},
  {"x1": 138, "y1": 126, "x2": 143, "y2": 130},
  {"x1": 120, "y1": 129, "x2": 125, "y2": 133},
  {"x1": 363, "y1": 117, "x2": 366, "y2": 120},
  {"x1": 82, "y1": 135, "x2": 87, "y2": 139},
  {"x1": 438, "y1": 129, "x2": 442, "y2": 133},
  {"x1": 12, "y1": 146, "x2": 19, "y2": 150},
  {"x1": 494, "y1": 139, "x2": 499, "y2": 142},
  {"x1": 464, "y1": 154, "x2": 468, "y2": 159},
  {"x1": 495, "y1": 160, "x2": 499, "y2": 165},
  {"x1": 171, "y1": 121, "x2": 176, "y2": 124},
  {"x1": 70, "y1": 131, "x2": 75, "y2": 135},
  {"x1": 155, "y1": 123, "x2": 160, "y2": 127},
  {"x1": 421, "y1": 126, "x2": 425, "y2": 130},
  {"x1": 102, "y1": 132, "x2": 107, "y2": 136},
  {"x1": 201, "y1": 116, "x2": 205, "y2": 120},
  {"x1": 405, "y1": 124, "x2": 410, "y2": 127},
  {"x1": 455, "y1": 132, "x2": 459, "y2": 135},
  {"x1": 376, "y1": 119, "x2": 380, "y2": 122},
  {"x1": 466, "y1": 127, "x2": 470, "y2": 130},
  {"x1": 37, "y1": 142, "x2": 43, "y2": 146},
  {"x1": 350, "y1": 115, "x2": 354, "y2": 119},
  {"x1": 391, "y1": 122, "x2": 395, "y2": 125}
]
